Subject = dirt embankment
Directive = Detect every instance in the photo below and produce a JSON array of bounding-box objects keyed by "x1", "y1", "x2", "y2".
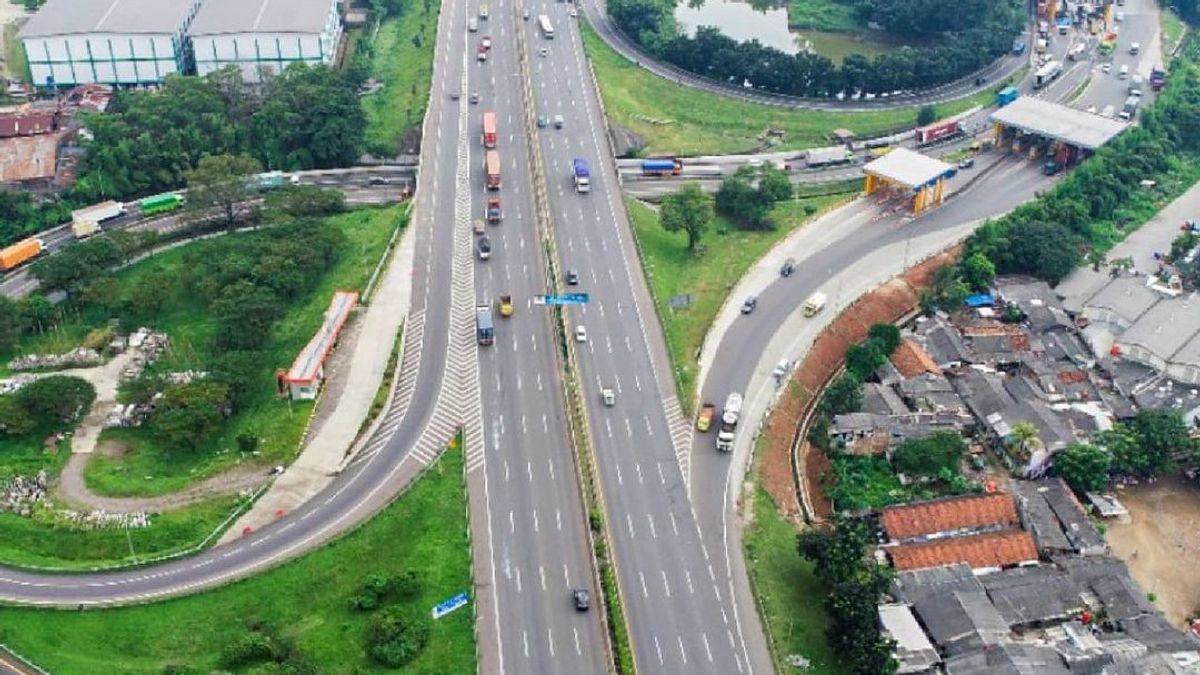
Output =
[{"x1": 756, "y1": 247, "x2": 961, "y2": 523}]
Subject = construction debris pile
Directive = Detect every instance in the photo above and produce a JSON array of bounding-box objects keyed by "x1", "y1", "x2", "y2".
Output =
[
  {"x1": 7, "y1": 347, "x2": 103, "y2": 371},
  {"x1": 0, "y1": 472, "x2": 150, "y2": 529}
]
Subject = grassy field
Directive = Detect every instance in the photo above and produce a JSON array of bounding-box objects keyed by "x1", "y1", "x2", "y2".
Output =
[
  {"x1": 582, "y1": 21, "x2": 996, "y2": 156},
  {"x1": 0, "y1": 496, "x2": 243, "y2": 570},
  {"x1": 1161, "y1": 7, "x2": 1188, "y2": 62},
  {"x1": 744, "y1": 445, "x2": 846, "y2": 674},
  {"x1": 3, "y1": 22, "x2": 30, "y2": 83},
  {"x1": 787, "y1": 0, "x2": 860, "y2": 32},
  {"x1": 627, "y1": 192, "x2": 853, "y2": 411},
  {"x1": 362, "y1": 2, "x2": 439, "y2": 156},
  {"x1": 75, "y1": 207, "x2": 404, "y2": 498},
  {"x1": 0, "y1": 444, "x2": 475, "y2": 675}
]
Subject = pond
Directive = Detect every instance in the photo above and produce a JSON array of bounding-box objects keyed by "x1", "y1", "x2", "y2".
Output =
[{"x1": 673, "y1": 0, "x2": 899, "y2": 63}]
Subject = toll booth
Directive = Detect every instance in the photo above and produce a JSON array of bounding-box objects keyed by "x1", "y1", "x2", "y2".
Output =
[
  {"x1": 989, "y1": 97, "x2": 1126, "y2": 171},
  {"x1": 862, "y1": 148, "x2": 954, "y2": 216}
]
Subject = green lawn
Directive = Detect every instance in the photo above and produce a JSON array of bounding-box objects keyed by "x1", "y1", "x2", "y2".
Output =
[
  {"x1": 0, "y1": 496, "x2": 243, "y2": 570},
  {"x1": 3, "y1": 22, "x2": 30, "y2": 83},
  {"x1": 0, "y1": 443, "x2": 474, "y2": 675},
  {"x1": 627, "y1": 192, "x2": 854, "y2": 411},
  {"x1": 362, "y1": 2, "x2": 439, "y2": 156},
  {"x1": 77, "y1": 206, "x2": 405, "y2": 498},
  {"x1": 743, "y1": 441, "x2": 846, "y2": 675},
  {"x1": 582, "y1": 21, "x2": 997, "y2": 156},
  {"x1": 1161, "y1": 7, "x2": 1187, "y2": 62}
]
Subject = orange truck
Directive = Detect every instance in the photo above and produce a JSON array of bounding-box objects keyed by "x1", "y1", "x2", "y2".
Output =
[
  {"x1": 485, "y1": 150, "x2": 501, "y2": 190},
  {"x1": 0, "y1": 238, "x2": 45, "y2": 272},
  {"x1": 482, "y1": 111, "x2": 497, "y2": 149}
]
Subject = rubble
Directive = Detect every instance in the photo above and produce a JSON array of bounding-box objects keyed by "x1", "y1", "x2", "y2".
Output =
[
  {"x1": 0, "y1": 472, "x2": 149, "y2": 529},
  {"x1": 7, "y1": 347, "x2": 103, "y2": 371}
]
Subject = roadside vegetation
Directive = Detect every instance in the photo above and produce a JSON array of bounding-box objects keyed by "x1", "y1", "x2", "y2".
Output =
[
  {"x1": 627, "y1": 176, "x2": 857, "y2": 410},
  {"x1": 0, "y1": 443, "x2": 475, "y2": 675},
  {"x1": 743, "y1": 443, "x2": 847, "y2": 675},
  {"x1": 357, "y1": 0, "x2": 439, "y2": 156},
  {"x1": 786, "y1": 0, "x2": 860, "y2": 32},
  {"x1": 581, "y1": 22, "x2": 997, "y2": 156},
  {"x1": 3, "y1": 22, "x2": 30, "y2": 83}
]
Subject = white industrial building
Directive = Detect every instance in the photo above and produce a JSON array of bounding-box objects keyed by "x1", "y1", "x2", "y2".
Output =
[
  {"x1": 188, "y1": 0, "x2": 344, "y2": 82},
  {"x1": 19, "y1": 0, "x2": 202, "y2": 87}
]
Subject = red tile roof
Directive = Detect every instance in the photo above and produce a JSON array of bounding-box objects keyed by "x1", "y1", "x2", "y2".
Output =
[
  {"x1": 891, "y1": 339, "x2": 941, "y2": 378},
  {"x1": 881, "y1": 493, "x2": 1019, "y2": 541},
  {"x1": 888, "y1": 530, "x2": 1039, "y2": 571}
]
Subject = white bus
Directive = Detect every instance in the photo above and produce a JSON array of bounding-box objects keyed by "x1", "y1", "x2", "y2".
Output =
[{"x1": 538, "y1": 14, "x2": 554, "y2": 38}]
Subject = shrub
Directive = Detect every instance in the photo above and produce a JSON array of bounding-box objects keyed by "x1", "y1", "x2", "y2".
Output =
[{"x1": 367, "y1": 607, "x2": 431, "y2": 668}]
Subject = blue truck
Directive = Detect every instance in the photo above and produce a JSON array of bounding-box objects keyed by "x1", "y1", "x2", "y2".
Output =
[
  {"x1": 641, "y1": 158, "x2": 683, "y2": 176},
  {"x1": 996, "y1": 86, "x2": 1020, "y2": 107},
  {"x1": 573, "y1": 158, "x2": 591, "y2": 193}
]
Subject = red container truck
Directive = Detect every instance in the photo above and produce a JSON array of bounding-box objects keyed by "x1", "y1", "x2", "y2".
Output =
[
  {"x1": 914, "y1": 120, "x2": 961, "y2": 145},
  {"x1": 482, "y1": 112, "x2": 497, "y2": 148}
]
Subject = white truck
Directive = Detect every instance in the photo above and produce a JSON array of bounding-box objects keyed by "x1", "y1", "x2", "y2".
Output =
[
  {"x1": 70, "y1": 200, "x2": 125, "y2": 239},
  {"x1": 716, "y1": 392, "x2": 743, "y2": 452}
]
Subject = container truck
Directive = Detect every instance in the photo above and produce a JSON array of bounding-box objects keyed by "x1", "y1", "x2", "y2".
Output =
[
  {"x1": 914, "y1": 120, "x2": 961, "y2": 145},
  {"x1": 485, "y1": 151, "x2": 501, "y2": 190},
  {"x1": 0, "y1": 238, "x2": 45, "y2": 272},
  {"x1": 486, "y1": 197, "x2": 502, "y2": 223},
  {"x1": 715, "y1": 392, "x2": 742, "y2": 452},
  {"x1": 476, "y1": 305, "x2": 495, "y2": 345},
  {"x1": 71, "y1": 220, "x2": 100, "y2": 239},
  {"x1": 1118, "y1": 96, "x2": 1139, "y2": 121},
  {"x1": 641, "y1": 158, "x2": 683, "y2": 176},
  {"x1": 805, "y1": 146, "x2": 853, "y2": 168},
  {"x1": 1034, "y1": 60, "x2": 1063, "y2": 89},
  {"x1": 72, "y1": 200, "x2": 124, "y2": 225},
  {"x1": 572, "y1": 158, "x2": 591, "y2": 193},
  {"x1": 138, "y1": 193, "x2": 185, "y2": 216},
  {"x1": 482, "y1": 112, "x2": 497, "y2": 148},
  {"x1": 996, "y1": 86, "x2": 1019, "y2": 107}
]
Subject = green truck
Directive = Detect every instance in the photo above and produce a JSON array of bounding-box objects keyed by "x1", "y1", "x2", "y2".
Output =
[{"x1": 138, "y1": 193, "x2": 185, "y2": 216}]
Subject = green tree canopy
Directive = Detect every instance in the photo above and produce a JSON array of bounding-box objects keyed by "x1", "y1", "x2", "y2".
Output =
[
  {"x1": 660, "y1": 182, "x2": 713, "y2": 251},
  {"x1": 821, "y1": 373, "x2": 864, "y2": 417},
  {"x1": 1054, "y1": 443, "x2": 1112, "y2": 493},
  {"x1": 891, "y1": 431, "x2": 967, "y2": 478},
  {"x1": 185, "y1": 153, "x2": 263, "y2": 228},
  {"x1": 151, "y1": 381, "x2": 231, "y2": 452}
]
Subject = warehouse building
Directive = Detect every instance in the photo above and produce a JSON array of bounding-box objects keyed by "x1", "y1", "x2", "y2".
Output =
[
  {"x1": 19, "y1": 0, "x2": 203, "y2": 87},
  {"x1": 188, "y1": 0, "x2": 344, "y2": 82}
]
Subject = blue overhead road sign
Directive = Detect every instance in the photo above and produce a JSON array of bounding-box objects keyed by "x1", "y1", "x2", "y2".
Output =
[
  {"x1": 533, "y1": 293, "x2": 589, "y2": 305},
  {"x1": 432, "y1": 592, "x2": 470, "y2": 619}
]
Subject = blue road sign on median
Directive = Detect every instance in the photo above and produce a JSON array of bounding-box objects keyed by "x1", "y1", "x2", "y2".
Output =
[
  {"x1": 432, "y1": 591, "x2": 470, "y2": 620},
  {"x1": 533, "y1": 293, "x2": 589, "y2": 305}
]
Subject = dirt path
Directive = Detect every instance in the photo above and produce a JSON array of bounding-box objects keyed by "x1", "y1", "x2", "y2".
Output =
[
  {"x1": 54, "y1": 452, "x2": 270, "y2": 512},
  {"x1": 1105, "y1": 476, "x2": 1200, "y2": 627}
]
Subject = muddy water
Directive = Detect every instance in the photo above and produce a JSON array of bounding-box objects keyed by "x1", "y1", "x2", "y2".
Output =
[{"x1": 1105, "y1": 476, "x2": 1200, "y2": 627}]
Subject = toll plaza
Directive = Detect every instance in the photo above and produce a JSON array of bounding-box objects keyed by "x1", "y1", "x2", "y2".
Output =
[
  {"x1": 988, "y1": 97, "x2": 1126, "y2": 173},
  {"x1": 862, "y1": 147, "x2": 953, "y2": 215}
]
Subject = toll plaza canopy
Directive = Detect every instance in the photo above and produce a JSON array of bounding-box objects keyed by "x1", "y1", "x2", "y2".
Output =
[
  {"x1": 862, "y1": 147, "x2": 953, "y2": 215},
  {"x1": 989, "y1": 97, "x2": 1126, "y2": 150}
]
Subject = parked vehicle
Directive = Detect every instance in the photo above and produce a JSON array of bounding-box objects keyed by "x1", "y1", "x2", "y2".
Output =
[
  {"x1": 0, "y1": 238, "x2": 45, "y2": 272},
  {"x1": 696, "y1": 402, "x2": 715, "y2": 432},
  {"x1": 1150, "y1": 66, "x2": 1166, "y2": 91},
  {"x1": 716, "y1": 392, "x2": 742, "y2": 452},
  {"x1": 641, "y1": 158, "x2": 683, "y2": 176},
  {"x1": 572, "y1": 158, "x2": 591, "y2": 193}
]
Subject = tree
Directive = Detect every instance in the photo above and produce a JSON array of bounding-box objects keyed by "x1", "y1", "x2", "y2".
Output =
[
  {"x1": 715, "y1": 170, "x2": 770, "y2": 229},
  {"x1": 0, "y1": 396, "x2": 35, "y2": 436},
  {"x1": 185, "y1": 153, "x2": 263, "y2": 229},
  {"x1": 264, "y1": 186, "x2": 345, "y2": 219},
  {"x1": 821, "y1": 374, "x2": 863, "y2": 416},
  {"x1": 659, "y1": 182, "x2": 713, "y2": 252},
  {"x1": 867, "y1": 323, "x2": 902, "y2": 355},
  {"x1": 916, "y1": 105, "x2": 937, "y2": 126},
  {"x1": 16, "y1": 376, "x2": 96, "y2": 427},
  {"x1": 960, "y1": 252, "x2": 996, "y2": 292},
  {"x1": 1009, "y1": 421, "x2": 1043, "y2": 460},
  {"x1": 845, "y1": 342, "x2": 886, "y2": 380},
  {"x1": 367, "y1": 607, "x2": 431, "y2": 667},
  {"x1": 891, "y1": 431, "x2": 967, "y2": 478},
  {"x1": 211, "y1": 281, "x2": 285, "y2": 352},
  {"x1": 151, "y1": 381, "x2": 231, "y2": 452},
  {"x1": 1118, "y1": 410, "x2": 1196, "y2": 477},
  {"x1": 797, "y1": 516, "x2": 874, "y2": 585},
  {"x1": 0, "y1": 296, "x2": 24, "y2": 352},
  {"x1": 252, "y1": 64, "x2": 366, "y2": 170},
  {"x1": 758, "y1": 165, "x2": 794, "y2": 204},
  {"x1": 1054, "y1": 443, "x2": 1112, "y2": 493}
]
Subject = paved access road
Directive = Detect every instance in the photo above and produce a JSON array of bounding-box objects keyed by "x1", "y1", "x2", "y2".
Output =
[
  {"x1": 526, "y1": 5, "x2": 771, "y2": 673},
  {"x1": 456, "y1": 0, "x2": 610, "y2": 671}
]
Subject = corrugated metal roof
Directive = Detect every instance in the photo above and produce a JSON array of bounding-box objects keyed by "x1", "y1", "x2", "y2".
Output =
[
  {"x1": 863, "y1": 147, "x2": 952, "y2": 188},
  {"x1": 189, "y1": 0, "x2": 336, "y2": 36},
  {"x1": 19, "y1": 0, "x2": 199, "y2": 37},
  {"x1": 989, "y1": 96, "x2": 1127, "y2": 150},
  {"x1": 285, "y1": 290, "x2": 358, "y2": 385}
]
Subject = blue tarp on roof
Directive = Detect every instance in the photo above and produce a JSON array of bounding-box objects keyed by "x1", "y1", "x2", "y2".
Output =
[{"x1": 965, "y1": 293, "x2": 995, "y2": 308}]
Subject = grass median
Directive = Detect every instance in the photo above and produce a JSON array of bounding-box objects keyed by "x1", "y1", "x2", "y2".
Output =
[
  {"x1": 626, "y1": 191, "x2": 855, "y2": 413},
  {"x1": 0, "y1": 442, "x2": 474, "y2": 675},
  {"x1": 362, "y1": 1, "x2": 439, "y2": 155},
  {"x1": 581, "y1": 21, "x2": 996, "y2": 156}
]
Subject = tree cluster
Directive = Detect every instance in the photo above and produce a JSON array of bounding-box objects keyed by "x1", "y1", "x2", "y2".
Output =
[
  {"x1": 891, "y1": 431, "x2": 967, "y2": 478},
  {"x1": 715, "y1": 165, "x2": 794, "y2": 230},
  {"x1": 1103, "y1": 410, "x2": 1198, "y2": 479},
  {"x1": 73, "y1": 64, "x2": 365, "y2": 202},
  {"x1": 659, "y1": 182, "x2": 714, "y2": 251},
  {"x1": 0, "y1": 192, "x2": 73, "y2": 250},
  {"x1": 845, "y1": 323, "x2": 901, "y2": 380},
  {"x1": 809, "y1": 323, "x2": 900, "y2": 451},
  {"x1": 608, "y1": 0, "x2": 1021, "y2": 98},
  {"x1": 219, "y1": 623, "x2": 316, "y2": 674},
  {"x1": 0, "y1": 376, "x2": 96, "y2": 438},
  {"x1": 798, "y1": 518, "x2": 899, "y2": 675},
  {"x1": 963, "y1": 43, "x2": 1200, "y2": 285}
]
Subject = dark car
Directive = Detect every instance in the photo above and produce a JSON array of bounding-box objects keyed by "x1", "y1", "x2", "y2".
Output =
[
  {"x1": 566, "y1": 268, "x2": 580, "y2": 285},
  {"x1": 572, "y1": 589, "x2": 590, "y2": 611},
  {"x1": 958, "y1": 158, "x2": 975, "y2": 169},
  {"x1": 741, "y1": 296, "x2": 758, "y2": 314},
  {"x1": 780, "y1": 258, "x2": 796, "y2": 277},
  {"x1": 368, "y1": 176, "x2": 390, "y2": 186}
]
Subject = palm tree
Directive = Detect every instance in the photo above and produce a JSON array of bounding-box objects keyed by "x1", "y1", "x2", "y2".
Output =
[{"x1": 1009, "y1": 421, "x2": 1042, "y2": 461}]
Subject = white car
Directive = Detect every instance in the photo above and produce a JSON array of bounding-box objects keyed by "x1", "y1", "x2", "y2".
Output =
[
  {"x1": 575, "y1": 325, "x2": 587, "y2": 342},
  {"x1": 1101, "y1": 63, "x2": 1112, "y2": 73},
  {"x1": 569, "y1": 7, "x2": 578, "y2": 17},
  {"x1": 482, "y1": 35, "x2": 492, "y2": 49}
]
